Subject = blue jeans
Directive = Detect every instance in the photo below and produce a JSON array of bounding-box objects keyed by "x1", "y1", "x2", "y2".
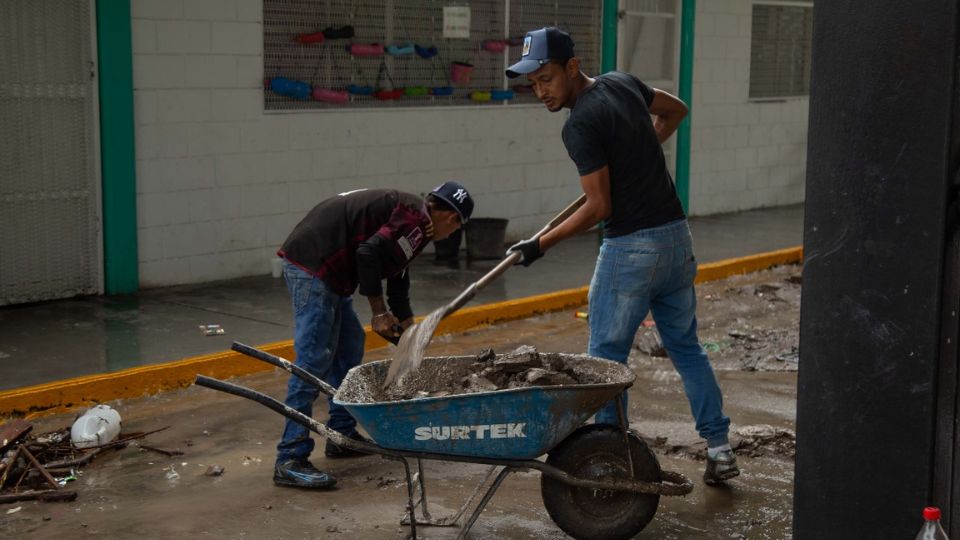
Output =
[
  {"x1": 588, "y1": 219, "x2": 730, "y2": 448},
  {"x1": 276, "y1": 261, "x2": 365, "y2": 463}
]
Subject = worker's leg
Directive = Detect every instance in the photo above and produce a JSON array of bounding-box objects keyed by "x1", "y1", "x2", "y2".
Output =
[
  {"x1": 588, "y1": 235, "x2": 655, "y2": 425},
  {"x1": 650, "y1": 224, "x2": 730, "y2": 448},
  {"x1": 276, "y1": 262, "x2": 344, "y2": 463},
  {"x1": 324, "y1": 296, "x2": 365, "y2": 435}
]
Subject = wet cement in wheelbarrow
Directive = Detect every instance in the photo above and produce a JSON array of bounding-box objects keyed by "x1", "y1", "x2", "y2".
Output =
[{"x1": 0, "y1": 264, "x2": 801, "y2": 539}]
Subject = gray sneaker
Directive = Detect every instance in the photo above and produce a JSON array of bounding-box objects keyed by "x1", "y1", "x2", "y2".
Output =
[
  {"x1": 704, "y1": 449, "x2": 740, "y2": 485},
  {"x1": 273, "y1": 459, "x2": 337, "y2": 489}
]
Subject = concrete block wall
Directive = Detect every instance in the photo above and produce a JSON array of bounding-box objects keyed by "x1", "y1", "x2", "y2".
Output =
[
  {"x1": 687, "y1": 0, "x2": 808, "y2": 215},
  {"x1": 130, "y1": 0, "x2": 580, "y2": 287}
]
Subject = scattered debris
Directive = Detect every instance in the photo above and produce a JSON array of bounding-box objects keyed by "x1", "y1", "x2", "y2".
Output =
[
  {"x1": 6, "y1": 506, "x2": 21, "y2": 514},
  {"x1": 138, "y1": 444, "x2": 184, "y2": 457},
  {"x1": 70, "y1": 404, "x2": 122, "y2": 449},
  {"x1": 703, "y1": 342, "x2": 723, "y2": 352},
  {"x1": 574, "y1": 311, "x2": 588, "y2": 320},
  {"x1": 648, "y1": 423, "x2": 796, "y2": 462},
  {"x1": 0, "y1": 490, "x2": 77, "y2": 505},
  {"x1": 164, "y1": 467, "x2": 180, "y2": 481},
  {"x1": 0, "y1": 420, "x2": 32, "y2": 454},
  {"x1": 0, "y1": 419, "x2": 170, "y2": 506},
  {"x1": 634, "y1": 330, "x2": 667, "y2": 357},
  {"x1": 199, "y1": 324, "x2": 225, "y2": 336},
  {"x1": 204, "y1": 465, "x2": 224, "y2": 477}
]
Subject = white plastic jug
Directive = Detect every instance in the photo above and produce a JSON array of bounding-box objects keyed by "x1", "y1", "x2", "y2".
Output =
[{"x1": 70, "y1": 404, "x2": 122, "y2": 449}]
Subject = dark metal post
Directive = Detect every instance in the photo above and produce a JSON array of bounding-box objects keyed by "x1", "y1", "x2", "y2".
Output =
[{"x1": 795, "y1": 1, "x2": 960, "y2": 538}]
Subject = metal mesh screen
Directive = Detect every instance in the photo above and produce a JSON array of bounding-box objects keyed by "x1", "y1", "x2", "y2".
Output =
[
  {"x1": 0, "y1": 0, "x2": 100, "y2": 305},
  {"x1": 749, "y1": 2, "x2": 813, "y2": 99},
  {"x1": 264, "y1": 0, "x2": 602, "y2": 110}
]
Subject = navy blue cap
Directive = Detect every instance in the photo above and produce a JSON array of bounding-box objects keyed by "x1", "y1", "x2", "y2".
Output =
[
  {"x1": 430, "y1": 181, "x2": 474, "y2": 223},
  {"x1": 505, "y1": 27, "x2": 575, "y2": 78}
]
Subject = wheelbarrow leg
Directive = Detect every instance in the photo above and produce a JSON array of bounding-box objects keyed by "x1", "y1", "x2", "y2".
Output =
[
  {"x1": 616, "y1": 390, "x2": 636, "y2": 477},
  {"x1": 387, "y1": 456, "x2": 419, "y2": 540},
  {"x1": 415, "y1": 459, "x2": 433, "y2": 521},
  {"x1": 402, "y1": 464, "x2": 499, "y2": 527},
  {"x1": 456, "y1": 467, "x2": 514, "y2": 540}
]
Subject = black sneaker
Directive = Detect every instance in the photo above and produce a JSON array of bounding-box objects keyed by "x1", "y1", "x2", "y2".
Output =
[
  {"x1": 704, "y1": 449, "x2": 740, "y2": 485},
  {"x1": 324, "y1": 431, "x2": 372, "y2": 459},
  {"x1": 273, "y1": 459, "x2": 337, "y2": 489}
]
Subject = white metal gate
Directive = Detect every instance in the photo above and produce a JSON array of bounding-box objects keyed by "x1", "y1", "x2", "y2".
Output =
[{"x1": 0, "y1": 0, "x2": 101, "y2": 305}]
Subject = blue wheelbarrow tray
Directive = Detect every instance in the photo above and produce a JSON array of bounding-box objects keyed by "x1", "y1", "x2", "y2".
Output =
[{"x1": 334, "y1": 353, "x2": 636, "y2": 460}]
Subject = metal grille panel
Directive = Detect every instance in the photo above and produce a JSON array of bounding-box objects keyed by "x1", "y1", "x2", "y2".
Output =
[
  {"x1": 749, "y1": 2, "x2": 814, "y2": 99},
  {"x1": 0, "y1": 0, "x2": 100, "y2": 305},
  {"x1": 264, "y1": 0, "x2": 602, "y2": 110}
]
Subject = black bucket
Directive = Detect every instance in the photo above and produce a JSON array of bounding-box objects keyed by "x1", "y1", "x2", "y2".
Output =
[
  {"x1": 465, "y1": 218, "x2": 508, "y2": 260},
  {"x1": 434, "y1": 228, "x2": 462, "y2": 261}
]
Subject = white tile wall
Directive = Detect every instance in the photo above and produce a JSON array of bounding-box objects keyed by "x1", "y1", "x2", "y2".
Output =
[
  {"x1": 132, "y1": 0, "x2": 574, "y2": 287},
  {"x1": 688, "y1": 0, "x2": 808, "y2": 215}
]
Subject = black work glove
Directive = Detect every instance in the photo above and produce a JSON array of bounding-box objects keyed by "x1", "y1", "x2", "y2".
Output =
[{"x1": 506, "y1": 238, "x2": 543, "y2": 267}]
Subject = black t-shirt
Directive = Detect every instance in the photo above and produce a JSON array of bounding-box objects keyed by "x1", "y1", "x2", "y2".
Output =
[{"x1": 561, "y1": 71, "x2": 685, "y2": 237}]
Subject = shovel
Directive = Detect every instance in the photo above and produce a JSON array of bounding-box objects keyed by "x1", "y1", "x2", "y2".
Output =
[{"x1": 382, "y1": 193, "x2": 588, "y2": 388}]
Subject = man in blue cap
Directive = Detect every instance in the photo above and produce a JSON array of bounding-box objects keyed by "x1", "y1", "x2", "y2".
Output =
[
  {"x1": 505, "y1": 27, "x2": 739, "y2": 486},
  {"x1": 273, "y1": 182, "x2": 473, "y2": 489}
]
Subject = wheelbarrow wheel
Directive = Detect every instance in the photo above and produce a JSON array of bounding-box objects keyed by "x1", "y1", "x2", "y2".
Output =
[{"x1": 541, "y1": 424, "x2": 661, "y2": 540}]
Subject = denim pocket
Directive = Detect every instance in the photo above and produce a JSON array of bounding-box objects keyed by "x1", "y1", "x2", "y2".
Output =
[
  {"x1": 612, "y1": 250, "x2": 659, "y2": 297},
  {"x1": 284, "y1": 269, "x2": 317, "y2": 316},
  {"x1": 681, "y1": 247, "x2": 697, "y2": 287}
]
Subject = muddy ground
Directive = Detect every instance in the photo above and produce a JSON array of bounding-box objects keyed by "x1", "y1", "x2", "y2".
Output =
[{"x1": 0, "y1": 264, "x2": 801, "y2": 539}]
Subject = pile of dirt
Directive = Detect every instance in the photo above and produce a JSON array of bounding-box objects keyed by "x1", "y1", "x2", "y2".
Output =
[
  {"x1": 383, "y1": 346, "x2": 592, "y2": 401},
  {"x1": 339, "y1": 346, "x2": 632, "y2": 403}
]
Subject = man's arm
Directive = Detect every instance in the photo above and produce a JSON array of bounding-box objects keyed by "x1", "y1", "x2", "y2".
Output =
[
  {"x1": 357, "y1": 237, "x2": 402, "y2": 339},
  {"x1": 648, "y1": 89, "x2": 689, "y2": 144},
  {"x1": 538, "y1": 166, "x2": 612, "y2": 252},
  {"x1": 386, "y1": 270, "x2": 414, "y2": 329}
]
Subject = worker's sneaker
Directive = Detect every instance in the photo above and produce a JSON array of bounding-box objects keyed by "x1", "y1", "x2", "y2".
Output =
[
  {"x1": 273, "y1": 459, "x2": 337, "y2": 489},
  {"x1": 704, "y1": 449, "x2": 740, "y2": 485},
  {"x1": 324, "y1": 431, "x2": 372, "y2": 459}
]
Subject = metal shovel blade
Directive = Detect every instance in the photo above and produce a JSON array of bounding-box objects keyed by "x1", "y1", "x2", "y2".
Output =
[{"x1": 382, "y1": 194, "x2": 587, "y2": 389}]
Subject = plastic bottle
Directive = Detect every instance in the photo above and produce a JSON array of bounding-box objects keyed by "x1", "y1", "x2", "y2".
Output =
[
  {"x1": 70, "y1": 404, "x2": 122, "y2": 449},
  {"x1": 916, "y1": 507, "x2": 950, "y2": 540}
]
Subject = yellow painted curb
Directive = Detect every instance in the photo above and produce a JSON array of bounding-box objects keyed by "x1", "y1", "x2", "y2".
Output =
[{"x1": 0, "y1": 246, "x2": 803, "y2": 419}]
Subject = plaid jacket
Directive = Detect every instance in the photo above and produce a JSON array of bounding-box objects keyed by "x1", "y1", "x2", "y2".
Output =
[{"x1": 278, "y1": 189, "x2": 432, "y2": 300}]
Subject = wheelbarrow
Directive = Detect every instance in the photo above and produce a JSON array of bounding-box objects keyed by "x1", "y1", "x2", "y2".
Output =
[{"x1": 194, "y1": 343, "x2": 693, "y2": 540}]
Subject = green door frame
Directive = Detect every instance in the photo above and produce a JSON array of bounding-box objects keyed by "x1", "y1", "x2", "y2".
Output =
[
  {"x1": 676, "y1": 0, "x2": 696, "y2": 212},
  {"x1": 96, "y1": 0, "x2": 138, "y2": 294},
  {"x1": 602, "y1": 0, "x2": 694, "y2": 211},
  {"x1": 601, "y1": 0, "x2": 619, "y2": 73}
]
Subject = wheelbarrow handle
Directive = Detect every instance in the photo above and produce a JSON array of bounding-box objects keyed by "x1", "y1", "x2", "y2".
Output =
[
  {"x1": 193, "y1": 375, "x2": 383, "y2": 456},
  {"x1": 230, "y1": 342, "x2": 337, "y2": 397}
]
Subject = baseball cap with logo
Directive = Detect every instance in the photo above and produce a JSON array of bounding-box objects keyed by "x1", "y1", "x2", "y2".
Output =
[
  {"x1": 505, "y1": 27, "x2": 575, "y2": 78},
  {"x1": 430, "y1": 181, "x2": 474, "y2": 224}
]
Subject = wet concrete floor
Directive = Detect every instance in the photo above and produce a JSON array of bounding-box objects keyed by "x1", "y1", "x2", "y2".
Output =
[
  {"x1": 0, "y1": 204, "x2": 803, "y2": 390},
  {"x1": 1, "y1": 265, "x2": 799, "y2": 539}
]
